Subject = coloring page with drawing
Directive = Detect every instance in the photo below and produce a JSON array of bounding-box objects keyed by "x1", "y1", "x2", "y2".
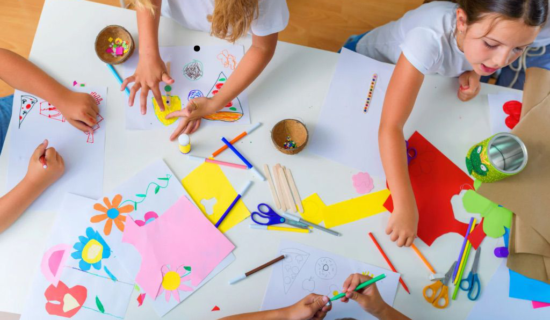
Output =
[
  {"x1": 122, "y1": 45, "x2": 250, "y2": 130},
  {"x1": 7, "y1": 87, "x2": 107, "y2": 211},
  {"x1": 261, "y1": 240, "x2": 400, "y2": 320}
]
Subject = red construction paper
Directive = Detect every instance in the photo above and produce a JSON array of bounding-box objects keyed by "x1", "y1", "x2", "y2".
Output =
[
  {"x1": 384, "y1": 131, "x2": 474, "y2": 246},
  {"x1": 212, "y1": 306, "x2": 220, "y2": 311},
  {"x1": 468, "y1": 219, "x2": 486, "y2": 250}
]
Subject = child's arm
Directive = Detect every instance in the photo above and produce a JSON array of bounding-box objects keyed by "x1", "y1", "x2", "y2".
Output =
[
  {"x1": 166, "y1": 33, "x2": 278, "y2": 140},
  {"x1": 0, "y1": 49, "x2": 100, "y2": 133},
  {"x1": 122, "y1": 0, "x2": 174, "y2": 115},
  {"x1": 339, "y1": 274, "x2": 410, "y2": 320},
  {"x1": 379, "y1": 53, "x2": 424, "y2": 247},
  {"x1": 0, "y1": 140, "x2": 64, "y2": 233},
  {"x1": 220, "y1": 294, "x2": 331, "y2": 320}
]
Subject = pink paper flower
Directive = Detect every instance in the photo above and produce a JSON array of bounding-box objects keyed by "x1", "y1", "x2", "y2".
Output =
[{"x1": 352, "y1": 172, "x2": 374, "y2": 194}]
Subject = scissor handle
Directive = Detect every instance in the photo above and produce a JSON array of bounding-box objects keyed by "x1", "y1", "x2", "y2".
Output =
[
  {"x1": 467, "y1": 274, "x2": 481, "y2": 301},
  {"x1": 257, "y1": 203, "x2": 273, "y2": 214},
  {"x1": 460, "y1": 272, "x2": 473, "y2": 291},
  {"x1": 432, "y1": 285, "x2": 449, "y2": 309},
  {"x1": 423, "y1": 281, "x2": 449, "y2": 309},
  {"x1": 423, "y1": 281, "x2": 442, "y2": 303},
  {"x1": 250, "y1": 211, "x2": 270, "y2": 225}
]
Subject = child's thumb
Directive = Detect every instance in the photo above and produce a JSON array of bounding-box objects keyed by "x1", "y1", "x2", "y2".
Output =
[
  {"x1": 162, "y1": 72, "x2": 174, "y2": 84},
  {"x1": 311, "y1": 296, "x2": 330, "y2": 311},
  {"x1": 32, "y1": 139, "x2": 48, "y2": 159}
]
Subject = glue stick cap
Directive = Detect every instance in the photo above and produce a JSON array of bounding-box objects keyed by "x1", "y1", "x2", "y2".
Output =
[{"x1": 178, "y1": 134, "x2": 190, "y2": 146}]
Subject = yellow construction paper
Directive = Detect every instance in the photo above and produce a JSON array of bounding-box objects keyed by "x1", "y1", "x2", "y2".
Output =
[
  {"x1": 301, "y1": 190, "x2": 391, "y2": 228},
  {"x1": 181, "y1": 162, "x2": 250, "y2": 233},
  {"x1": 152, "y1": 95, "x2": 182, "y2": 126}
]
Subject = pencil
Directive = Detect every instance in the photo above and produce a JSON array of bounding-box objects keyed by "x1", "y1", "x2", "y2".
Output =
[
  {"x1": 229, "y1": 254, "x2": 286, "y2": 285},
  {"x1": 368, "y1": 232, "x2": 410, "y2": 294},
  {"x1": 411, "y1": 243, "x2": 436, "y2": 274},
  {"x1": 331, "y1": 274, "x2": 386, "y2": 301}
]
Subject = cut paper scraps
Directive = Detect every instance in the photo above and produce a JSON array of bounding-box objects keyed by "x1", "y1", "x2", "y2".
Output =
[
  {"x1": 134, "y1": 211, "x2": 158, "y2": 226},
  {"x1": 44, "y1": 281, "x2": 87, "y2": 317},
  {"x1": 152, "y1": 95, "x2": 182, "y2": 126},
  {"x1": 8, "y1": 87, "x2": 107, "y2": 211},
  {"x1": 352, "y1": 172, "x2": 374, "y2": 194},
  {"x1": 467, "y1": 219, "x2": 486, "y2": 250},
  {"x1": 159, "y1": 265, "x2": 193, "y2": 302},
  {"x1": 121, "y1": 45, "x2": 249, "y2": 129},
  {"x1": 203, "y1": 71, "x2": 243, "y2": 122},
  {"x1": 41, "y1": 244, "x2": 71, "y2": 286},
  {"x1": 182, "y1": 162, "x2": 251, "y2": 233},
  {"x1": 18, "y1": 95, "x2": 38, "y2": 128},
  {"x1": 212, "y1": 305, "x2": 220, "y2": 311},
  {"x1": 533, "y1": 301, "x2": 550, "y2": 309},
  {"x1": 137, "y1": 293, "x2": 146, "y2": 307},
  {"x1": 262, "y1": 240, "x2": 400, "y2": 320},
  {"x1": 462, "y1": 190, "x2": 512, "y2": 238},
  {"x1": 384, "y1": 131, "x2": 474, "y2": 246},
  {"x1": 122, "y1": 195, "x2": 235, "y2": 300},
  {"x1": 503, "y1": 100, "x2": 522, "y2": 129},
  {"x1": 301, "y1": 189, "x2": 390, "y2": 228}
]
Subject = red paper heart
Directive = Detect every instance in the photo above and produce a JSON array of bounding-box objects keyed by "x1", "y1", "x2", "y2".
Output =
[{"x1": 503, "y1": 100, "x2": 522, "y2": 129}]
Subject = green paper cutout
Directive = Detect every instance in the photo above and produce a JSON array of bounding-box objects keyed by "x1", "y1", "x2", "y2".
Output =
[
  {"x1": 462, "y1": 190, "x2": 512, "y2": 238},
  {"x1": 474, "y1": 179, "x2": 482, "y2": 190},
  {"x1": 96, "y1": 296, "x2": 105, "y2": 313}
]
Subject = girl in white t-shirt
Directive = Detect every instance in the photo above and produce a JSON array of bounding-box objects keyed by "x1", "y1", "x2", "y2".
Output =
[
  {"x1": 344, "y1": 0, "x2": 547, "y2": 247},
  {"x1": 122, "y1": 0, "x2": 288, "y2": 139}
]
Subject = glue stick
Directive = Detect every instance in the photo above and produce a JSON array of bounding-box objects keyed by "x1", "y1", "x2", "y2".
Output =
[{"x1": 178, "y1": 134, "x2": 191, "y2": 154}]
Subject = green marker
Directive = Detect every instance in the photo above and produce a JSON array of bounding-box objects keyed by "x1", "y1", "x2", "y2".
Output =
[{"x1": 330, "y1": 274, "x2": 386, "y2": 302}]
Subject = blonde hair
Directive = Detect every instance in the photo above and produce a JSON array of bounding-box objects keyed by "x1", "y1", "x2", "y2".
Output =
[{"x1": 131, "y1": 0, "x2": 259, "y2": 43}]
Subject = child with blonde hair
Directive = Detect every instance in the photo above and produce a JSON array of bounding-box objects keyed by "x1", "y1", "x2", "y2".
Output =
[{"x1": 122, "y1": 0, "x2": 288, "y2": 139}]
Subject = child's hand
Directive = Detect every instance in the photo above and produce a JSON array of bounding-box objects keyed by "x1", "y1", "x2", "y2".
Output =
[
  {"x1": 24, "y1": 140, "x2": 65, "y2": 189},
  {"x1": 457, "y1": 71, "x2": 481, "y2": 101},
  {"x1": 166, "y1": 97, "x2": 220, "y2": 140},
  {"x1": 56, "y1": 91, "x2": 100, "y2": 133},
  {"x1": 281, "y1": 294, "x2": 332, "y2": 320},
  {"x1": 122, "y1": 55, "x2": 174, "y2": 115},
  {"x1": 386, "y1": 205, "x2": 418, "y2": 247},
  {"x1": 340, "y1": 274, "x2": 389, "y2": 317}
]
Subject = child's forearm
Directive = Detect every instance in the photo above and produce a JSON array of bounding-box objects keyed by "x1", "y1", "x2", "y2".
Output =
[
  {"x1": 0, "y1": 177, "x2": 47, "y2": 233},
  {"x1": 212, "y1": 33, "x2": 278, "y2": 108},
  {"x1": 0, "y1": 49, "x2": 69, "y2": 106},
  {"x1": 377, "y1": 304, "x2": 411, "y2": 320},
  {"x1": 219, "y1": 307, "x2": 287, "y2": 320},
  {"x1": 136, "y1": 0, "x2": 162, "y2": 59}
]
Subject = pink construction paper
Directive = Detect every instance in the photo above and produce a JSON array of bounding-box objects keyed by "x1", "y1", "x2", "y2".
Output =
[
  {"x1": 41, "y1": 244, "x2": 71, "y2": 286},
  {"x1": 122, "y1": 196, "x2": 235, "y2": 299},
  {"x1": 533, "y1": 301, "x2": 550, "y2": 309}
]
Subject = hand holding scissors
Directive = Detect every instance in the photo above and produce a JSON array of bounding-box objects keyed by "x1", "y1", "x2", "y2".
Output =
[{"x1": 423, "y1": 262, "x2": 456, "y2": 309}]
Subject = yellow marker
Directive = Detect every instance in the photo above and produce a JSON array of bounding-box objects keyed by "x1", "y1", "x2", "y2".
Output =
[
  {"x1": 178, "y1": 134, "x2": 191, "y2": 154},
  {"x1": 250, "y1": 224, "x2": 311, "y2": 234}
]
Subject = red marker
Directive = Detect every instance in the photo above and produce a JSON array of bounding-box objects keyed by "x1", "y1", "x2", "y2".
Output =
[{"x1": 39, "y1": 155, "x2": 47, "y2": 169}]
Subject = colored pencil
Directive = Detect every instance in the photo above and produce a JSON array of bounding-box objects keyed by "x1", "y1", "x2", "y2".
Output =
[
  {"x1": 188, "y1": 155, "x2": 248, "y2": 170},
  {"x1": 368, "y1": 232, "x2": 410, "y2": 294},
  {"x1": 452, "y1": 217, "x2": 475, "y2": 282},
  {"x1": 454, "y1": 219, "x2": 477, "y2": 285},
  {"x1": 452, "y1": 221, "x2": 477, "y2": 299},
  {"x1": 249, "y1": 225, "x2": 311, "y2": 233},
  {"x1": 107, "y1": 64, "x2": 130, "y2": 96},
  {"x1": 411, "y1": 243, "x2": 436, "y2": 274},
  {"x1": 212, "y1": 123, "x2": 262, "y2": 158},
  {"x1": 215, "y1": 181, "x2": 253, "y2": 228},
  {"x1": 229, "y1": 254, "x2": 286, "y2": 285},
  {"x1": 331, "y1": 274, "x2": 386, "y2": 301}
]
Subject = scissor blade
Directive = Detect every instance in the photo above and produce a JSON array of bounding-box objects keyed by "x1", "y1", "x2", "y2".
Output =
[
  {"x1": 444, "y1": 261, "x2": 457, "y2": 284},
  {"x1": 471, "y1": 248, "x2": 481, "y2": 274}
]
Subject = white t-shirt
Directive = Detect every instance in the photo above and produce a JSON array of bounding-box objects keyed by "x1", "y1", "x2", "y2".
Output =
[
  {"x1": 532, "y1": 19, "x2": 550, "y2": 47},
  {"x1": 356, "y1": 2, "x2": 472, "y2": 77},
  {"x1": 161, "y1": 0, "x2": 289, "y2": 37}
]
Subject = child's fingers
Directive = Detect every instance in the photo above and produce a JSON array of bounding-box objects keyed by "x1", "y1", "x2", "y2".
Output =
[
  {"x1": 70, "y1": 120, "x2": 93, "y2": 133},
  {"x1": 121, "y1": 76, "x2": 135, "y2": 91},
  {"x1": 129, "y1": 83, "x2": 141, "y2": 107},
  {"x1": 161, "y1": 72, "x2": 174, "y2": 84},
  {"x1": 170, "y1": 119, "x2": 190, "y2": 141},
  {"x1": 140, "y1": 87, "x2": 149, "y2": 115},
  {"x1": 396, "y1": 233, "x2": 407, "y2": 247},
  {"x1": 45, "y1": 147, "x2": 58, "y2": 162},
  {"x1": 189, "y1": 119, "x2": 201, "y2": 133},
  {"x1": 165, "y1": 110, "x2": 185, "y2": 119},
  {"x1": 385, "y1": 224, "x2": 393, "y2": 235},
  {"x1": 389, "y1": 231, "x2": 399, "y2": 242},
  {"x1": 152, "y1": 86, "x2": 165, "y2": 112},
  {"x1": 405, "y1": 236, "x2": 414, "y2": 247},
  {"x1": 32, "y1": 140, "x2": 48, "y2": 159}
]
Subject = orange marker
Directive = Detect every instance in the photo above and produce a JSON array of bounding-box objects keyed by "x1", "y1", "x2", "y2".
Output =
[
  {"x1": 211, "y1": 123, "x2": 261, "y2": 158},
  {"x1": 411, "y1": 243, "x2": 436, "y2": 274}
]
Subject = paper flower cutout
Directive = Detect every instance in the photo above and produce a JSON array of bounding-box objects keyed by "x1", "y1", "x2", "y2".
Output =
[
  {"x1": 71, "y1": 227, "x2": 111, "y2": 271},
  {"x1": 462, "y1": 190, "x2": 512, "y2": 238},
  {"x1": 45, "y1": 281, "x2": 87, "y2": 318},
  {"x1": 159, "y1": 265, "x2": 193, "y2": 302},
  {"x1": 91, "y1": 194, "x2": 133, "y2": 235},
  {"x1": 352, "y1": 172, "x2": 374, "y2": 194},
  {"x1": 135, "y1": 211, "x2": 158, "y2": 227}
]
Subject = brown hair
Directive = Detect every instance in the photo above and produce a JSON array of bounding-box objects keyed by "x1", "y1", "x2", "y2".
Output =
[
  {"x1": 208, "y1": 0, "x2": 259, "y2": 43},
  {"x1": 131, "y1": 0, "x2": 259, "y2": 42},
  {"x1": 427, "y1": 0, "x2": 548, "y2": 26}
]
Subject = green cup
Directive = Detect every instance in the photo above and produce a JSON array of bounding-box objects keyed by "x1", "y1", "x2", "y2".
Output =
[{"x1": 466, "y1": 133, "x2": 528, "y2": 183}]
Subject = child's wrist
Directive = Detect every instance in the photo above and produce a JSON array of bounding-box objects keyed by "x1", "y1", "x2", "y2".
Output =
[{"x1": 372, "y1": 302, "x2": 392, "y2": 319}]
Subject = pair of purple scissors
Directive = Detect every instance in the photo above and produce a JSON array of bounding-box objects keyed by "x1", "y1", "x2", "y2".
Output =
[{"x1": 251, "y1": 204, "x2": 308, "y2": 229}]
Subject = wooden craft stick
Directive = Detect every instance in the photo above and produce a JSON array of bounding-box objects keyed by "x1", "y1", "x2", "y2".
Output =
[
  {"x1": 273, "y1": 164, "x2": 288, "y2": 212},
  {"x1": 280, "y1": 166, "x2": 297, "y2": 213},
  {"x1": 264, "y1": 164, "x2": 281, "y2": 209},
  {"x1": 284, "y1": 167, "x2": 304, "y2": 213}
]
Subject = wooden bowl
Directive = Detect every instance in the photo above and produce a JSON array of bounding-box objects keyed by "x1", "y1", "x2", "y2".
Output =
[
  {"x1": 95, "y1": 25, "x2": 135, "y2": 64},
  {"x1": 271, "y1": 119, "x2": 309, "y2": 155}
]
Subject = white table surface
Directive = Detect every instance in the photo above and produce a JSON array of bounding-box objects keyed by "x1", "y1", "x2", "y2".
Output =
[{"x1": 0, "y1": 0, "x2": 521, "y2": 319}]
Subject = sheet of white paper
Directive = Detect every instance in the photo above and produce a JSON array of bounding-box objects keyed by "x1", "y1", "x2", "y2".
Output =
[
  {"x1": 309, "y1": 48, "x2": 394, "y2": 179},
  {"x1": 467, "y1": 261, "x2": 550, "y2": 320},
  {"x1": 261, "y1": 240, "x2": 400, "y2": 320},
  {"x1": 121, "y1": 45, "x2": 250, "y2": 130},
  {"x1": 487, "y1": 91, "x2": 523, "y2": 135},
  {"x1": 7, "y1": 87, "x2": 107, "y2": 211},
  {"x1": 21, "y1": 193, "x2": 134, "y2": 320},
  {"x1": 82, "y1": 159, "x2": 234, "y2": 316}
]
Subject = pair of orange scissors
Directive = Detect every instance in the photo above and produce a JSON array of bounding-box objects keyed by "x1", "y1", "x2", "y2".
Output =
[{"x1": 423, "y1": 261, "x2": 456, "y2": 309}]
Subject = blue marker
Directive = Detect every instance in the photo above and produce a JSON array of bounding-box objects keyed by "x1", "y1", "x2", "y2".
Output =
[
  {"x1": 215, "y1": 181, "x2": 253, "y2": 228},
  {"x1": 221, "y1": 137, "x2": 265, "y2": 181},
  {"x1": 107, "y1": 64, "x2": 130, "y2": 96}
]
